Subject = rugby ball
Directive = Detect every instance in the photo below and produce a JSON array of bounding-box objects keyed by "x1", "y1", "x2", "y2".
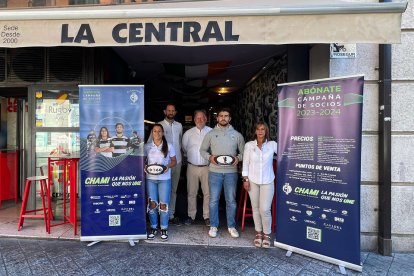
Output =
[
  {"x1": 214, "y1": 155, "x2": 236, "y2": 166},
  {"x1": 146, "y1": 164, "x2": 168, "y2": 175}
]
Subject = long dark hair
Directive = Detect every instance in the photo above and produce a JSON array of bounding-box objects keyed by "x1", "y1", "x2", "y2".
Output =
[
  {"x1": 252, "y1": 121, "x2": 270, "y2": 142},
  {"x1": 152, "y1": 124, "x2": 169, "y2": 157},
  {"x1": 98, "y1": 127, "x2": 110, "y2": 140}
]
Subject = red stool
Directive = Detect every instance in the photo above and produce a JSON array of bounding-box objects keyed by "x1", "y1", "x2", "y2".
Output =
[
  {"x1": 237, "y1": 187, "x2": 253, "y2": 232},
  {"x1": 18, "y1": 176, "x2": 50, "y2": 233}
]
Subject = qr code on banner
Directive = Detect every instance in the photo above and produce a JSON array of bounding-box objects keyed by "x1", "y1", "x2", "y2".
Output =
[
  {"x1": 109, "y1": 215, "x2": 121, "y2": 227},
  {"x1": 306, "y1": 226, "x2": 322, "y2": 242}
]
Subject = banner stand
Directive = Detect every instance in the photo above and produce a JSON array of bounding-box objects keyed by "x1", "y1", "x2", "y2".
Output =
[
  {"x1": 275, "y1": 75, "x2": 364, "y2": 273},
  {"x1": 86, "y1": 239, "x2": 140, "y2": 247},
  {"x1": 274, "y1": 241, "x2": 362, "y2": 273},
  {"x1": 87, "y1": 241, "x2": 101, "y2": 247},
  {"x1": 79, "y1": 85, "x2": 147, "y2": 244}
]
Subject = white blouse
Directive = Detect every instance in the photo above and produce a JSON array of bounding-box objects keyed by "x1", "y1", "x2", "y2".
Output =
[{"x1": 242, "y1": 140, "x2": 277, "y2": 184}]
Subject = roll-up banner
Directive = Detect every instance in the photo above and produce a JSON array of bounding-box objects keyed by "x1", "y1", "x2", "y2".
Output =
[
  {"x1": 275, "y1": 75, "x2": 364, "y2": 272},
  {"x1": 79, "y1": 85, "x2": 146, "y2": 242}
]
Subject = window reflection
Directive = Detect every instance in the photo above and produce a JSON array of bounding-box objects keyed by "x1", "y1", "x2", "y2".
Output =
[{"x1": 35, "y1": 90, "x2": 79, "y2": 128}]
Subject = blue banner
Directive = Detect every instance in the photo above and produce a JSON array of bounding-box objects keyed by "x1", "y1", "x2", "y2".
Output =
[
  {"x1": 79, "y1": 85, "x2": 146, "y2": 241},
  {"x1": 275, "y1": 76, "x2": 364, "y2": 269}
]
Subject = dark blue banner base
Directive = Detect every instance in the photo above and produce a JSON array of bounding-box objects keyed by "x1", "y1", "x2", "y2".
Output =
[{"x1": 274, "y1": 242, "x2": 362, "y2": 272}]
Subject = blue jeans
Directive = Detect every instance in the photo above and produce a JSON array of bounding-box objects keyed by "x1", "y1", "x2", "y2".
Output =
[
  {"x1": 146, "y1": 178, "x2": 171, "y2": 230},
  {"x1": 209, "y1": 172, "x2": 238, "y2": 228}
]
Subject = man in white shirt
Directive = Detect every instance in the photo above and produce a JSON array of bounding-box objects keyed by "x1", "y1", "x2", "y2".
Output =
[
  {"x1": 182, "y1": 110, "x2": 212, "y2": 226},
  {"x1": 148, "y1": 103, "x2": 183, "y2": 225}
]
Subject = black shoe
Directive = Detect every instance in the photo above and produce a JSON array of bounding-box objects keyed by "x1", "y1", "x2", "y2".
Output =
[
  {"x1": 160, "y1": 229, "x2": 168, "y2": 241},
  {"x1": 204, "y1": 218, "x2": 210, "y2": 227},
  {"x1": 147, "y1": 228, "x2": 157, "y2": 240},
  {"x1": 169, "y1": 217, "x2": 181, "y2": 226},
  {"x1": 184, "y1": 216, "x2": 194, "y2": 225}
]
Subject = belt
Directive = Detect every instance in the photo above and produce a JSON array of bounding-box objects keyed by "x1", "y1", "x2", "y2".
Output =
[{"x1": 188, "y1": 162, "x2": 208, "y2": 167}]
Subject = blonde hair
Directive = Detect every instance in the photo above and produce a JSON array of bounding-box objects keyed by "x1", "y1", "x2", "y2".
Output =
[{"x1": 252, "y1": 122, "x2": 270, "y2": 141}]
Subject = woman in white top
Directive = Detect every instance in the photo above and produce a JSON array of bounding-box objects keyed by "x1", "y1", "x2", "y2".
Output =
[
  {"x1": 242, "y1": 122, "x2": 277, "y2": 248},
  {"x1": 144, "y1": 124, "x2": 176, "y2": 241}
]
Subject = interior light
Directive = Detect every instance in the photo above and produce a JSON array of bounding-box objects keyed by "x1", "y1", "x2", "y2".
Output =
[{"x1": 225, "y1": 79, "x2": 230, "y2": 83}]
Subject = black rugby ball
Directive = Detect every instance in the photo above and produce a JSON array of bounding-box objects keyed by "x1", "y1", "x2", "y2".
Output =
[
  {"x1": 146, "y1": 164, "x2": 168, "y2": 175},
  {"x1": 214, "y1": 155, "x2": 236, "y2": 166}
]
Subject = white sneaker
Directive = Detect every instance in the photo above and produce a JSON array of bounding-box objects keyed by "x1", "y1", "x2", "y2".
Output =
[
  {"x1": 228, "y1": 227, "x2": 239, "y2": 238},
  {"x1": 208, "y1": 227, "x2": 218, "y2": 238}
]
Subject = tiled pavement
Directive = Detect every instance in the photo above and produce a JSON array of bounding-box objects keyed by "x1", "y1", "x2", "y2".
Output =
[
  {"x1": 1, "y1": 202, "x2": 414, "y2": 275},
  {"x1": 1, "y1": 237, "x2": 413, "y2": 276}
]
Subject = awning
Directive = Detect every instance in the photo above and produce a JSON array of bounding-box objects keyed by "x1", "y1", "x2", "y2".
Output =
[{"x1": 0, "y1": 0, "x2": 407, "y2": 48}]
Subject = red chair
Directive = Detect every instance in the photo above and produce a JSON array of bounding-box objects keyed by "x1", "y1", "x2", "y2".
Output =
[
  {"x1": 237, "y1": 187, "x2": 253, "y2": 232},
  {"x1": 18, "y1": 176, "x2": 51, "y2": 233}
]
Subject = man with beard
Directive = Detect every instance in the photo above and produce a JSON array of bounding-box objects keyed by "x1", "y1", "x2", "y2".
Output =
[
  {"x1": 200, "y1": 107, "x2": 245, "y2": 238},
  {"x1": 112, "y1": 123, "x2": 130, "y2": 157},
  {"x1": 148, "y1": 103, "x2": 183, "y2": 225}
]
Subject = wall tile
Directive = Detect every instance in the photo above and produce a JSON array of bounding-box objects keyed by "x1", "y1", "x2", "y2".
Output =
[
  {"x1": 362, "y1": 84, "x2": 379, "y2": 132},
  {"x1": 392, "y1": 136, "x2": 414, "y2": 183},
  {"x1": 392, "y1": 33, "x2": 414, "y2": 80},
  {"x1": 391, "y1": 84, "x2": 414, "y2": 132},
  {"x1": 361, "y1": 135, "x2": 378, "y2": 182}
]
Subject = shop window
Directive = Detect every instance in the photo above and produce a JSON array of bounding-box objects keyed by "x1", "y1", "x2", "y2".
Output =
[
  {"x1": 69, "y1": 0, "x2": 100, "y2": 5},
  {"x1": 0, "y1": 0, "x2": 6, "y2": 8},
  {"x1": 31, "y1": 0, "x2": 46, "y2": 6}
]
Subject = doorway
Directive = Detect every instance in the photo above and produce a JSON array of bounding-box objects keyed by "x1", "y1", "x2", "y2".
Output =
[{"x1": 0, "y1": 88, "x2": 28, "y2": 219}]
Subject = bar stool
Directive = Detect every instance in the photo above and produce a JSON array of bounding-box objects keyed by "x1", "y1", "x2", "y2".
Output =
[
  {"x1": 37, "y1": 166, "x2": 55, "y2": 221},
  {"x1": 17, "y1": 176, "x2": 50, "y2": 233},
  {"x1": 237, "y1": 187, "x2": 253, "y2": 232}
]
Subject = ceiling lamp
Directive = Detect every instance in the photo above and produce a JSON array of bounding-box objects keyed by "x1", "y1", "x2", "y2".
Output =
[{"x1": 213, "y1": 86, "x2": 237, "y2": 94}]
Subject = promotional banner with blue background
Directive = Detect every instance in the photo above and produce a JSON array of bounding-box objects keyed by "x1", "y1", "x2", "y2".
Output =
[
  {"x1": 80, "y1": 85, "x2": 146, "y2": 241},
  {"x1": 275, "y1": 76, "x2": 364, "y2": 270}
]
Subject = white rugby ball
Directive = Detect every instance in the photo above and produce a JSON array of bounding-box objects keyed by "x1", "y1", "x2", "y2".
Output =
[
  {"x1": 146, "y1": 164, "x2": 168, "y2": 175},
  {"x1": 214, "y1": 155, "x2": 236, "y2": 166}
]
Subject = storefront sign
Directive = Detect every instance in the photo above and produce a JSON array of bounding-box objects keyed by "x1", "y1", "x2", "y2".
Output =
[
  {"x1": 0, "y1": 10, "x2": 403, "y2": 48},
  {"x1": 275, "y1": 75, "x2": 364, "y2": 271},
  {"x1": 79, "y1": 85, "x2": 146, "y2": 242}
]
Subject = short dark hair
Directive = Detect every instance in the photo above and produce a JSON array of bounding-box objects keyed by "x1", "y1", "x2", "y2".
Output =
[
  {"x1": 194, "y1": 109, "x2": 207, "y2": 117},
  {"x1": 165, "y1": 103, "x2": 177, "y2": 110},
  {"x1": 115, "y1": 123, "x2": 124, "y2": 128},
  {"x1": 216, "y1": 107, "x2": 231, "y2": 117}
]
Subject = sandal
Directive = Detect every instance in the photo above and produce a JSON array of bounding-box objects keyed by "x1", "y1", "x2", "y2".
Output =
[
  {"x1": 254, "y1": 233, "x2": 263, "y2": 248},
  {"x1": 262, "y1": 234, "x2": 272, "y2": 249}
]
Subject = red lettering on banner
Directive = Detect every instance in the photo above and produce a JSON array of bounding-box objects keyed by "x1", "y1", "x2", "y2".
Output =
[{"x1": 6, "y1": 98, "x2": 28, "y2": 112}]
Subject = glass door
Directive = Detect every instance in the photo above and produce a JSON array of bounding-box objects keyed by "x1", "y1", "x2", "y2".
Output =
[{"x1": 29, "y1": 87, "x2": 80, "y2": 219}]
